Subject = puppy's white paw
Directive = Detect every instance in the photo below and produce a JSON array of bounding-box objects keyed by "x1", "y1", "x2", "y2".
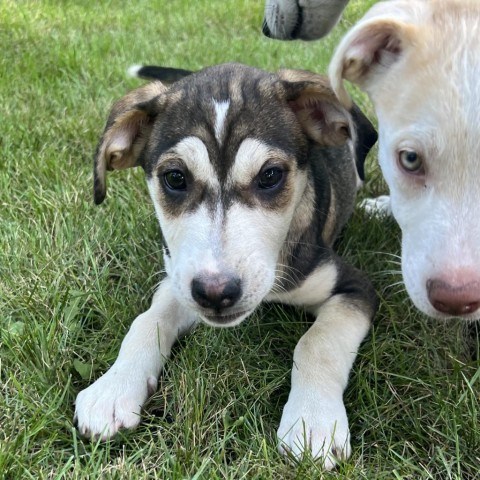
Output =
[
  {"x1": 277, "y1": 391, "x2": 351, "y2": 470},
  {"x1": 74, "y1": 365, "x2": 157, "y2": 440},
  {"x1": 360, "y1": 195, "x2": 392, "y2": 217}
]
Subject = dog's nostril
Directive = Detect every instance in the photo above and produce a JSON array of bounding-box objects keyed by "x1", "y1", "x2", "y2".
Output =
[
  {"x1": 427, "y1": 278, "x2": 480, "y2": 316},
  {"x1": 191, "y1": 276, "x2": 242, "y2": 311}
]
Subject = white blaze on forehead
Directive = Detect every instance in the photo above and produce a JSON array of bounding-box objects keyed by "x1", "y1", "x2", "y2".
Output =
[
  {"x1": 213, "y1": 99, "x2": 230, "y2": 145},
  {"x1": 229, "y1": 138, "x2": 285, "y2": 185}
]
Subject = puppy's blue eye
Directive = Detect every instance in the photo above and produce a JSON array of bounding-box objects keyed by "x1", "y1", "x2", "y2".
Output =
[
  {"x1": 258, "y1": 167, "x2": 283, "y2": 189},
  {"x1": 398, "y1": 150, "x2": 424, "y2": 173},
  {"x1": 164, "y1": 170, "x2": 186, "y2": 191}
]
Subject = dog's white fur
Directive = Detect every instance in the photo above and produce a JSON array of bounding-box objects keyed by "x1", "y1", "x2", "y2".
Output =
[
  {"x1": 213, "y1": 100, "x2": 230, "y2": 144},
  {"x1": 329, "y1": 0, "x2": 480, "y2": 320},
  {"x1": 74, "y1": 280, "x2": 197, "y2": 436}
]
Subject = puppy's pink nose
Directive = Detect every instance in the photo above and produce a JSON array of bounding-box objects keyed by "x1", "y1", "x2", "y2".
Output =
[{"x1": 427, "y1": 278, "x2": 480, "y2": 316}]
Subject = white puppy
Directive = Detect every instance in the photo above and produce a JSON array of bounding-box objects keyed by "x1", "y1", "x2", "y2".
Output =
[{"x1": 329, "y1": 0, "x2": 480, "y2": 320}]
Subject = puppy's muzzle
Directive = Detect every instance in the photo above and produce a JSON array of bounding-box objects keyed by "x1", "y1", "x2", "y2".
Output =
[{"x1": 191, "y1": 274, "x2": 242, "y2": 318}]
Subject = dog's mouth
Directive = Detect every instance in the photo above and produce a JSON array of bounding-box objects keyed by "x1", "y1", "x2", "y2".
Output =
[{"x1": 200, "y1": 309, "x2": 252, "y2": 327}]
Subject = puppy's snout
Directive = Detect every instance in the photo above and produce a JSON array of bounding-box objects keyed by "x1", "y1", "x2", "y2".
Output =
[
  {"x1": 191, "y1": 275, "x2": 242, "y2": 311},
  {"x1": 427, "y1": 277, "x2": 480, "y2": 317}
]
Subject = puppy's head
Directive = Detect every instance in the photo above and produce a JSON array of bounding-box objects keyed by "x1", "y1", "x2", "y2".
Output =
[
  {"x1": 330, "y1": 0, "x2": 480, "y2": 319},
  {"x1": 94, "y1": 63, "x2": 360, "y2": 326}
]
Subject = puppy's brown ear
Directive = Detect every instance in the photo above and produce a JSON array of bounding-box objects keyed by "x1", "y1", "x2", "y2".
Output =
[
  {"x1": 279, "y1": 69, "x2": 353, "y2": 147},
  {"x1": 94, "y1": 81, "x2": 167, "y2": 204},
  {"x1": 279, "y1": 69, "x2": 377, "y2": 181},
  {"x1": 328, "y1": 1, "x2": 421, "y2": 106}
]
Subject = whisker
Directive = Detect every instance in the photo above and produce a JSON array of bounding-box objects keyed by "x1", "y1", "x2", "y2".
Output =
[
  {"x1": 380, "y1": 269, "x2": 402, "y2": 277},
  {"x1": 273, "y1": 273, "x2": 297, "y2": 291}
]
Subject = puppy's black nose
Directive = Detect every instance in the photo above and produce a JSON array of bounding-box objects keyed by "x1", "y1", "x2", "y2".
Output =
[
  {"x1": 191, "y1": 275, "x2": 242, "y2": 311},
  {"x1": 262, "y1": 19, "x2": 273, "y2": 38}
]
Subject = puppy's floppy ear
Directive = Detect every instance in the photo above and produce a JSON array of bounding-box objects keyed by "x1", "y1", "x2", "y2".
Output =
[
  {"x1": 279, "y1": 68, "x2": 353, "y2": 147},
  {"x1": 94, "y1": 81, "x2": 167, "y2": 204},
  {"x1": 328, "y1": 1, "x2": 422, "y2": 106},
  {"x1": 279, "y1": 69, "x2": 377, "y2": 181}
]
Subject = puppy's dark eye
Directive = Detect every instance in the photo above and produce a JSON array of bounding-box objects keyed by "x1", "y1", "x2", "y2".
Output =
[
  {"x1": 258, "y1": 167, "x2": 283, "y2": 189},
  {"x1": 164, "y1": 170, "x2": 187, "y2": 191},
  {"x1": 398, "y1": 150, "x2": 424, "y2": 174}
]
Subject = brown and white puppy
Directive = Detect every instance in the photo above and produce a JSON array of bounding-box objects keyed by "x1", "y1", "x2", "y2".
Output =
[
  {"x1": 263, "y1": 0, "x2": 351, "y2": 40},
  {"x1": 74, "y1": 63, "x2": 377, "y2": 470},
  {"x1": 329, "y1": 0, "x2": 480, "y2": 320}
]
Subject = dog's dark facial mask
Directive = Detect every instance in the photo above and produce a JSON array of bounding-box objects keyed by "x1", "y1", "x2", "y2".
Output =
[{"x1": 94, "y1": 63, "x2": 376, "y2": 326}]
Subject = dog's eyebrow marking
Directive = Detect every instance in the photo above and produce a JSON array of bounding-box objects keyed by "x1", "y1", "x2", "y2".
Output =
[
  {"x1": 228, "y1": 138, "x2": 288, "y2": 186},
  {"x1": 213, "y1": 100, "x2": 230, "y2": 145},
  {"x1": 168, "y1": 136, "x2": 216, "y2": 184}
]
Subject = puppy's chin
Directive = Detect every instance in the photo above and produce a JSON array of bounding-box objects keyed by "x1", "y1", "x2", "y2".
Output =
[
  {"x1": 199, "y1": 310, "x2": 254, "y2": 328},
  {"x1": 416, "y1": 301, "x2": 480, "y2": 322}
]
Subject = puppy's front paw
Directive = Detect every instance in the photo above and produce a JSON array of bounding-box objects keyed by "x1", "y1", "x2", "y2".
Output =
[
  {"x1": 74, "y1": 366, "x2": 157, "y2": 440},
  {"x1": 360, "y1": 195, "x2": 391, "y2": 217},
  {"x1": 277, "y1": 391, "x2": 351, "y2": 470}
]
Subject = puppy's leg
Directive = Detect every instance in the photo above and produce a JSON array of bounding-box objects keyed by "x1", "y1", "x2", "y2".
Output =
[
  {"x1": 277, "y1": 265, "x2": 375, "y2": 470},
  {"x1": 74, "y1": 277, "x2": 197, "y2": 440},
  {"x1": 359, "y1": 195, "x2": 392, "y2": 217}
]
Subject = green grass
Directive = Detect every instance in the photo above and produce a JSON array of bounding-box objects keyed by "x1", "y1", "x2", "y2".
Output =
[{"x1": 1, "y1": 0, "x2": 478, "y2": 478}]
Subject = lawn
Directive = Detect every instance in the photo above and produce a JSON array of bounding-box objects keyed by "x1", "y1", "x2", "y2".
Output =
[{"x1": 0, "y1": 0, "x2": 478, "y2": 478}]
